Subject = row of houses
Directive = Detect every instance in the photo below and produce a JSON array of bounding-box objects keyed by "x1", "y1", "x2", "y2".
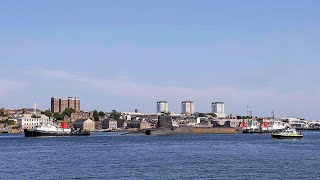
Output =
[
  {"x1": 59, "y1": 118, "x2": 153, "y2": 131},
  {"x1": 14, "y1": 113, "x2": 153, "y2": 131},
  {"x1": 35, "y1": 116, "x2": 320, "y2": 131}
]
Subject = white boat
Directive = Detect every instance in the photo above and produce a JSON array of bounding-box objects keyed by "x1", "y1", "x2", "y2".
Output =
[
  {"x1": 242, "y1": 119, "x2": 266, "y2": 133},
  {"x1": 271, "y1": 127, "x2": 303, "y2": 139},
  {"x1": 268, "y1": 120, "x2": 286, "y2": 131},
  {"x1": 24, "y1": 123, "x2": 72, "y2": 137},
  {"x1": 242, "y1": 119, "x2": 287, "y2": 133},
  {"x1": 24, "y1": 123, "x2": 90, "y2": 137}
]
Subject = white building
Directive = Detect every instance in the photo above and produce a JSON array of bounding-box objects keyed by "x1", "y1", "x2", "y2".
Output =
[
  {"x1": 18, "y1": 114, "x2": 51, "y2": 130},
  {"x1": 157, "y1": 101, "x2": 169, "y2": 113},
  {"x1": 212, "y1": 102, "x2": 226, "y2": 118},
  {"x1": 182, "y1": 101, "x2": 194, "y2": 115},
  {"x1": 285, "y1": 118, "x2": 307, "y2": 128},
  {"x1": 108, "y1": 120, "x2": 118, "y2": 130},
  {"x1": 102, "y1": 119, "x2": 118, "y2": 130}
]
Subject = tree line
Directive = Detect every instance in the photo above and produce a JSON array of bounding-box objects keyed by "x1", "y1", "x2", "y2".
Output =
[{"x1": 42, "y1": 109, "x2": 122, "y2": 121}]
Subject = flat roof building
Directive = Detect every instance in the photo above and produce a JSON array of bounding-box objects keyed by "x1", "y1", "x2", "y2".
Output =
[
  {"x1": 182, "y1": 101, "x2": 194, "y2": 115},
  {"x1": 157, "y1": 101, "x2": 169, "y2": 113},
  {"x1": 212, "y1": 102, "x2": 226, "y2": 118}
]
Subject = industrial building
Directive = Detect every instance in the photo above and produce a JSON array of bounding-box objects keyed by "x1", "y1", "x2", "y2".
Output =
[
  {"x1": 51, "y1": 97, "x2": 80, "y2": 113},
  {"x1": 157, "y1": 101, "x2": 169, "y2": 113},
  {"x1": 182, "y1": 101, "x2": 194, "y2": 115}
]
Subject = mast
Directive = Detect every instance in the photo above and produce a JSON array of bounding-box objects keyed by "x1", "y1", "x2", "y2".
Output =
[
  {"x1": 246, "y1": 105, "x2": 249, "y2": 117},
  {"x1": 272, "y1": 110, "x2": 275, "y2": 119},
  {"x1": 33, "y1": 103, "x2": 37, "y2": 114}
]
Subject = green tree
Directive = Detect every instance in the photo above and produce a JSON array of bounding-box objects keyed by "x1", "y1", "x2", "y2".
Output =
[
  {"x1": 242, "y1": 116, "x2": 251, "y2": 119},
  {"x1": 53, "y1": 112, "x2": 63, "y2": 120},
  {"x1": 62, "y1": 108, "x2": 75, "y2": 118},
  {"x1": 209, "y1": 113, "x2": 217, "y2": 118},
  {"x1": 93, "y1": 110, "x2": 100, "y2": 121},
  {"x1": 98, "y1": 111, "x2": 105, "y2": 118},
  {"x1": 0, "y1": 120, "x2": 16, "y2": 125},
  {"x1": 110, "y1": 110, "x2": 121, "y2": 120},
  {"x1": 44, "y1": 110, "x2": 53, "y2": 117}
]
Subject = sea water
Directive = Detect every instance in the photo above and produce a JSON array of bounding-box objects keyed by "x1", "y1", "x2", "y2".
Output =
[{"x1": 1, "y1": 132, "x2": 319, "y2": 179}]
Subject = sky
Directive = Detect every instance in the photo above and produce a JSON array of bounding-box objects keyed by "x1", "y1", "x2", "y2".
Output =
[{"x1": 1, "y1": 0, "x2": 320, "y2": 119}]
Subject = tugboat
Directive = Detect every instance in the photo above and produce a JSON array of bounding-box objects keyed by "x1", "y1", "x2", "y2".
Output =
[
  {"x1": 271, "y1": 127, "x2": 303, "y2": 139},
  {"x1": 24, "y1": 123, "x2": 71, "y2": 137}
]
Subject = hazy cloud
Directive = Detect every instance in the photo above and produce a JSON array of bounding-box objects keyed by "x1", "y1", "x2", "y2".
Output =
[{"x1": 0, "y1": 79, "x2": 25, "y2": 97}]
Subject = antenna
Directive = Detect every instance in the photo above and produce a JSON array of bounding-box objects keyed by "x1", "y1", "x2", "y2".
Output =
[{"x1": 246, "y1": 105, "x2": 249, "y2": 116}]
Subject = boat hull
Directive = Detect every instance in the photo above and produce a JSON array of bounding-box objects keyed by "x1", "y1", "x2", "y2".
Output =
[
  {"x1": 24, "y1": 129, "x2": 71, "y2": 137},
  {"x1": 272, "y1": 134, "x2": 303, "y2": 139},
  {"x1": 71, "y1": 131, "x2": 90, "y2": 136},
  {"x1": 24, "y1": 129, "x2": 90, "y2": 137}
]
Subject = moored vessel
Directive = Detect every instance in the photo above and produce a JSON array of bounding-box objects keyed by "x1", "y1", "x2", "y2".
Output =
[
  {"x1": 242, "y1": 119, "x2": 286, "y2": 134},
  {"x1": 24, "y1": 123, "x2": 90, "y2": 137}
]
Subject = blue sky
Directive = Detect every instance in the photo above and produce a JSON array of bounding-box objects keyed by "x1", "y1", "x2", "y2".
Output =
[{"x1": 1, "y1": 0, "x2": 320, "y2": 119}]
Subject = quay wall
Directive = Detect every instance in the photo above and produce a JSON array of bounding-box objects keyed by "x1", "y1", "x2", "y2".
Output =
[
  {"x1": 148, "y1": 127, "x2": 192, "y2": 135},
  {"x1": 192, "y1": 127, "x2": 237, "y2": 134}
]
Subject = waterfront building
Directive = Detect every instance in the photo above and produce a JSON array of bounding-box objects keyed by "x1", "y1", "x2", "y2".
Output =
[
  {"x1": 127, "y1": 120, "x2": 152, "y2": 129},
  {"x1": 182, "y1": 100, "x2": 194, "y2": 115},
  {"x1": 51, "y1": 97, "x2": 80, "y2": 113},
  {"x1": 126, "y1": 121, "x2": 141, "y2": 129},
  {"x1": 73, "y1": 119, "x2": 95, "y2": 131},
  {"x1": 157, "y1": 101, "x2": 169, "y2": 113},
  {"x1": 284, "y1": 118, "x2": 308, "y2": 128},
  {"x1": 140, "y1": 120, "x2": 152, "y2": 129},
  {"x1": 212, "y1": 102, "x2": 226, "y2": 118},
  {"x1": 102, "y1": 118, "x2": 118, "y2": 130},
  {"x1": 158, "y1": 115, "x2": 179, "y2": 128},
  {"x1": 18, "y1": 114, "x2": 51, "y2": 130},
  {"x1": 182, "y1": 118, "x2": 199, "y2": 127}
]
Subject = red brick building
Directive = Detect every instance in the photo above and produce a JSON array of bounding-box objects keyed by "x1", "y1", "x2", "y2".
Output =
[{"x1": 51, "y1": 97, "x2": 80, "y2": 113}]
